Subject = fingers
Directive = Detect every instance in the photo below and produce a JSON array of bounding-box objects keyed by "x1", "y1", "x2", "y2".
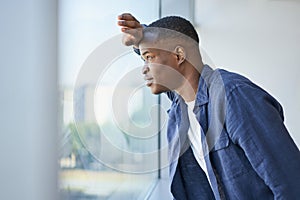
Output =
[
  {"x1": 117, "y1": 20, "x2": 142, "y2": 29},
  {"x1": 120, "y1": 26, "x2": 142, "y2": 34},
  {"x1": 117, "y1": 13, "x2": 142, "y2": 30},
  {"x1": 122, "y1": 28, "x2": 139, "y2": 35},
  {"x1": 117, "y1": 13, "x2": 143, "y2": 47},
  {"x1": 117, "y1": 13, "x2": 139, "y2": 23}
]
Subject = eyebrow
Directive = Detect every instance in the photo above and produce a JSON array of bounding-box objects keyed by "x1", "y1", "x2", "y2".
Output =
[{"x1": 142, "y1": 51, "x2": 150, "y2": 56}]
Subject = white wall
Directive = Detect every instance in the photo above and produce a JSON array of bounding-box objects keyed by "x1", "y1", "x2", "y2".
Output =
[
  {"x1": 0, "y1": 0, "x2": 58, "y2": 199},
  {"x1": 161, "y1": 0, "x2": 194, "y2": 20},
  {"x1": 195, "y1": 0, "x2": 300, "y2": 146}
]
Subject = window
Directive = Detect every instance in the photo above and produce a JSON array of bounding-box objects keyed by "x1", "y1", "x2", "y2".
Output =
[{"x1": 58, "y1": 0, "x2": 161, "y2": 199}]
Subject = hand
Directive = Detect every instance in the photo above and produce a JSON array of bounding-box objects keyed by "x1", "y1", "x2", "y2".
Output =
[{"x1": 117, "y1": 13, "x2": 143, "y2": 48}]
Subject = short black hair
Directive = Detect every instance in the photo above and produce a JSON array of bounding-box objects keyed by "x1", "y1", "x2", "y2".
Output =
[{"x1": 147, "y1": 16, "x2": 199, "y2": 44}]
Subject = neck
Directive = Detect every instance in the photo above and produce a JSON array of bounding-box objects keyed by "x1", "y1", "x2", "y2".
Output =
[
  {"x1": 175, "y1": 47, "x2": 204, "y2": 102},
  {"x1": 176, "y1": 77, "x2": 199, "y2": 102},
  {"x1": 175, "y1": 64, "x2": 203, "y2": 102}
]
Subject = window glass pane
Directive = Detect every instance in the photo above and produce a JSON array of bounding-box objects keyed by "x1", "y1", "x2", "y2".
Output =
[{"x1": 58, "y1": 0, "x2": 160, "y2": 199}]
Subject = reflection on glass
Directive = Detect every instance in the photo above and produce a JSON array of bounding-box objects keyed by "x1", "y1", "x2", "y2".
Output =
[{"x1": 58, "y1": 0, "x2": 160, "y2": 199}]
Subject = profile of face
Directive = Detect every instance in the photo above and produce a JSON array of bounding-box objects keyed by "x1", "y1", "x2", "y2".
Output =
[{"x1": 139, "y1": 32, "x2": 185, "y2": 94}]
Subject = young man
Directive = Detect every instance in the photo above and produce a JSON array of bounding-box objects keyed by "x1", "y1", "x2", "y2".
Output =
[{"x1": 117, "y1": 13, "x2": 300, "y2": 200}]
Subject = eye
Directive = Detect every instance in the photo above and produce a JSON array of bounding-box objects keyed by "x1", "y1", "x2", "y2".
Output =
[{"x1": 146, "y1": 55, "x2": 154, "y2": 61}]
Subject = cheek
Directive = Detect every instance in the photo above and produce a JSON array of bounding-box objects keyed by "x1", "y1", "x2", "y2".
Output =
[
  {"x1": 150, "y1": 63, "x2": 184, "y2": 90},
  {"x1": 150, "y1": 57, "x2": 177, "y2": 76}
]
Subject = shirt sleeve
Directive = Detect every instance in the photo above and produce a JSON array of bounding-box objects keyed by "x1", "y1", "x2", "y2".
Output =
[{"x1": 226, "y1": 84, "x2": 300, "y2": 199}]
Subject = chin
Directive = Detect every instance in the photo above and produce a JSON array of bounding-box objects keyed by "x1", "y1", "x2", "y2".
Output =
[
  {"x1": 150, "y1": 84, "x2": 169, "y2": 95},
  {"x1": 151, "y1": 90, "x2": 163, "y2": 95}
]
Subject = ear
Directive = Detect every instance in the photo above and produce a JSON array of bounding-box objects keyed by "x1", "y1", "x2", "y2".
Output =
[{"x1": 174, "y1": 46, "x2": 186, "y2": 65}]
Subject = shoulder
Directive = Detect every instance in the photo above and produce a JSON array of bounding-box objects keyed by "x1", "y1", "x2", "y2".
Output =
[
  {"x1": 211, "y1": 68, "x2": 255, "y2": 93},
  {"x1": 195, "y1": 65, "x2": 262, "y2": 105},
  {"x1": 206, "y1": 67, "x2": 279, "y2": 103},
  {"x1": 214, "y1": 68, "x2": 283, "y2": 115},
  {"x1": 206, "y1": 67, "x2": 273, "y2": 100}
]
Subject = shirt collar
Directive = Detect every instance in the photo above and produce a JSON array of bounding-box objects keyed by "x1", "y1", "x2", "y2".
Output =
[{"x1": 195, "y1": 64, "x2": 213, "y2": 106}]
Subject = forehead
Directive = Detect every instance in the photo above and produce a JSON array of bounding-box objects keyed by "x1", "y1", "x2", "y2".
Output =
[{"x1": 139, "y1": 32, "x2": 175, "y2": 54}]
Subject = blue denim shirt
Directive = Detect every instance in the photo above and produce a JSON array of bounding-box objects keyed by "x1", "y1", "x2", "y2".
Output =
[{"x1": 166, "y1": 65, "x2": 300, "y2": 200}]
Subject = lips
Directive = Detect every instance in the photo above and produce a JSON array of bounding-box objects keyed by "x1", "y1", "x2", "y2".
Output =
[
  {"x1": 144, "y1": 76, "x2": 154, "y2": 87},
  {"x1": 146, "y1": 79, "x2": 153, "y2": 86}
]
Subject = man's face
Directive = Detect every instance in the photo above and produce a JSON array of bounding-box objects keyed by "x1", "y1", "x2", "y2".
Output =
[{"x1": 139, "y1": 32, "x2": 184, "y2": 94}]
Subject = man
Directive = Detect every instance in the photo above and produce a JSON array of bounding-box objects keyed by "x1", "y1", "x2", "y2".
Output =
[{"x1": 117, "y1": 13, "x2": 300, "y2": 200}]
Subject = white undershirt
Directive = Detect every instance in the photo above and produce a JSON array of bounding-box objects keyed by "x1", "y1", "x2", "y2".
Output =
[{"x1": 186, "y1": 100, "x2": 211, "y2": 186}]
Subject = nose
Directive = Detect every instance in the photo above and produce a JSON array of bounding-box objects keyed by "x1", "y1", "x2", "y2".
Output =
[{"x1": 142, "y1": 63, "x2": 150, "y2": 74}]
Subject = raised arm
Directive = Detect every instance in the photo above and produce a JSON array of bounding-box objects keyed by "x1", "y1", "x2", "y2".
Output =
[{"x1": 117, "y1": 13, "x2": 143, "y2": 49}]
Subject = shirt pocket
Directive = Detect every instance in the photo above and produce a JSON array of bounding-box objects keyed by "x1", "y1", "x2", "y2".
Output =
[
  {"x1": 209, "y1": 130, "x2": 251, "y2": 180},
  {"x1": 210, "y1": 129, "x2": 230, "y2": 152}
]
